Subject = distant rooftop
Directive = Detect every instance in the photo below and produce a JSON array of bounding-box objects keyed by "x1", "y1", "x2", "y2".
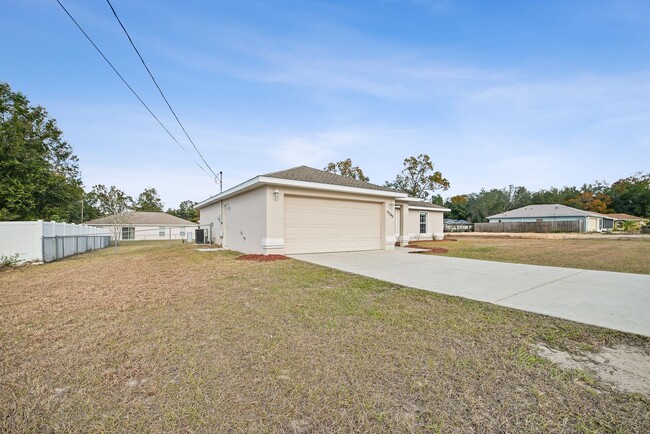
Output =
[
  {"x1": 488, "y1": 204, "x2": 611, "y2": 219},
  {"x1": 607, "y1": 213, "x2": 643, "y2": 221},
  {"x1": 86, "y1": 211, "x2": 196, "y2": 226}
]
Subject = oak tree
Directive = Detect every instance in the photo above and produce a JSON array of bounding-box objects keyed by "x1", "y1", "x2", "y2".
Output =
[{"x1": 385, "y1": 154, "x2": 450, "y2": 199}]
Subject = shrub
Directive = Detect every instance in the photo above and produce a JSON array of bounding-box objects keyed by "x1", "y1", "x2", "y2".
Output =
[{"x1": 0, "y1": 253, "x2": 20, "y2": 270}]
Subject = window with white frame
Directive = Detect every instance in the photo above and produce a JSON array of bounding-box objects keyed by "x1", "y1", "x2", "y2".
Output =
[
  {"x1": 159, "y1": 226, "x2": 165, "y2": 237},
  {"x1": 121, "y1": 226, "x2": 135, "y2": 240},
  {"x1": 180, "y1": 227, "x2": 186, "y2": 237},
  {"x1": 419, "y1": 212, "x2": 427, "y2": 234}
]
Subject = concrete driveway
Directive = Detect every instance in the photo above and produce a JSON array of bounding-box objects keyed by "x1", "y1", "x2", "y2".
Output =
[{"x1": 290, "y1": 248, "x2": 650, "y2": 337}]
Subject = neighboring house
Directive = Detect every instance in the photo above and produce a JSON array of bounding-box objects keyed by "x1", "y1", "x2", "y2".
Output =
[
  {"x1": 487, "y1": 204, "x2": 614, "y2": 232},
  {"x1": 444, "y1": 219, "x2": 473, "y2": 232},
  {"x1": 86, "y1": 212, "x2": 197, "y2": 241},
  {"x1": 607, "y1": 213, "x2": 645, "y2": 230},
  {"x1": 195, "y1": 166, "x2": 450, "y2": 255}
]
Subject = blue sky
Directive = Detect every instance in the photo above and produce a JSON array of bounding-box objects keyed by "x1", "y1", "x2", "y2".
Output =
[{"x1": 2, "y1": 0, "x2": 649, "y2": 207}]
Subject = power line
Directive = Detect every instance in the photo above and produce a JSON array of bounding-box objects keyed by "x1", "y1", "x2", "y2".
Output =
[
  {"x1": 105, "y1": 0, "x2": 221, "y2": 183},
  {"x1": 55, "y1": 0, "x2": 210, "y2": 177}
]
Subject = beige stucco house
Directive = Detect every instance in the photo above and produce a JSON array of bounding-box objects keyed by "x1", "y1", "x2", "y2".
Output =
[
  {"x1": 487, "y1": 204, "x2": 615, "y2": 232},
  {"x1": 87, "y1": 211, "x2": 197, "y2": 241},
  {"x1": 195, "y1": 166, "x2": 450, "y2": 255}
]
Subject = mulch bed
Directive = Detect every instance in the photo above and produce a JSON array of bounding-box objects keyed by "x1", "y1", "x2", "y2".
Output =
[
  {"x1": 408, "y1": 247, "x2": 449, "y2": 254},
  {"x1": 236, "y1": 254, "x2": 289, "y2": 262}
]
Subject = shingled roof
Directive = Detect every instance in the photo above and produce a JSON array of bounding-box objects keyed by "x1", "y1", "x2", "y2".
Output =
[
  {"x1": 488, "y1": 204, "x2": 612, "y2": 219},
  {"x1": 263, "y1": 166, "x2": 399, "y2": 193},
  {"x1": 607, "y1": 213, "x2": 643, "y2": 221},
  {"x1": 86, "y1": 212, "x2": 196, "y2": 226},
  {"x1": 404, "y1": 201, "x2": 449, "y2": 210}
]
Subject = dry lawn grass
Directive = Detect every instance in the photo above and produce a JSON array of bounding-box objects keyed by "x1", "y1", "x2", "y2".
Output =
[
  {"x1": 1, "y1": 243, "x2": 649, "y2": 432},
  {"x1": 412, "y1": 237, "x2": 650, "y2": 274}
]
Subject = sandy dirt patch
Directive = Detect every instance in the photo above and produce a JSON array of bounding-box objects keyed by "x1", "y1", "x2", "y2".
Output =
[{"x1": 536, "y1": 344, "x2": 650, "y2": 396}]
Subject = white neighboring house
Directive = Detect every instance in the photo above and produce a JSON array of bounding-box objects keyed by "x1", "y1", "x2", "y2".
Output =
[
  {"x1": 86, "y1": 212, "x2": 198, "y2": 241},
  {"x1": 487, "y1": 204, "x2": 615, "y2": 232},
  {"x1": 195, "y1": 165, "x2": 450, "y2": 255}
]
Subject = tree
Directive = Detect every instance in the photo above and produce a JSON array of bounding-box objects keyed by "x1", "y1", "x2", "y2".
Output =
[
  {"x1": 324, "y1": 158, "x2": 369, "y2": 181},
  {"x1": 506, "y1": 185, "x2": 533, "y2": 210},
  {"x1": 445, "y1": 195, "x2": 469, "y2": 220},
  {"x1": 530, "y1": 186, "x2": 580, "y2": 206},
  {"x1": 465, "y1": 188, "x2": 511, "y2": 222},
  {"x1": 86, "y1": 185, "x2": 133, "y2": 251},
  {"x1": 565, "y1": 191, "x2": 613, "y2": 214},
  {"x1": 134, "y1": 187, "x2": 164, "y2": 212},
  {"x1": 168, "y1": 200, "x2": 198, "y2": 223},
  {"x1": 609, "y1": 172, "x2": 650, "y2": 217},
  {"x1": 87, "y1": 185, "x2": 133, "y2": 216},
  {"x1": 385, "y1": 154, "x2": 450, "y2": 200},
  {"x1": 0, "y1": 82, "x2": 84, "y2": 221}
]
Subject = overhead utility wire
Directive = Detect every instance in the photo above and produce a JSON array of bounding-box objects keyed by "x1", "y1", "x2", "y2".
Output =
[
  {"x1": 55, "y1": 0, "x2": 210, "y2": 176},
  {"x1": 105, "y1": 0, "x2": 221, "y2": 182}
]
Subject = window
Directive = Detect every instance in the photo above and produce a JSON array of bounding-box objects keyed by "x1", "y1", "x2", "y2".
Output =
[
  {"x1": 159, "y1": 226, "x2": 165, "y2": 237},
  {"x1": 419, "y1": 212, "x2": 427, "y2": 234},
  {"x1": 180, "y1": 227, "x2": 186, "y2": 237},
  {"x1": 121, "y1": 227, "x2": 135, "y2": 240}
]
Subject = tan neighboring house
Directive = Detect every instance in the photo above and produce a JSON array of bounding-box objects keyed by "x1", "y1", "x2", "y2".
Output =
[
  {"x1": 86, "y1": 212, "x2": 197, "y2": 241},
  {"x1": 608, "y1": 213, "x2": 645, "y2": 230},
  {"x1": 487, "y1": 204, "x2": 615, "y2": 232},
  {"x1": 195, "y1": 166, "x2": 450, "y2": 255}
]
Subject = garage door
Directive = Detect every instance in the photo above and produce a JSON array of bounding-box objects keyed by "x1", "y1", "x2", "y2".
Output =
[{"x1": 284, "y1": 196, "x2": 382, "y2": 254}]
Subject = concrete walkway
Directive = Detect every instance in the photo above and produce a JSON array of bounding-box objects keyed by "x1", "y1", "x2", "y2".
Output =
[{"x1": 290, "y1": 248, "x2": 650, "y2": 337}]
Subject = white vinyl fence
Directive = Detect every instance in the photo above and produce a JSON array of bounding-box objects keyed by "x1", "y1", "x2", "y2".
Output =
[{"x1": 0, "y1": 220, "x2": 112, "y2": 263}]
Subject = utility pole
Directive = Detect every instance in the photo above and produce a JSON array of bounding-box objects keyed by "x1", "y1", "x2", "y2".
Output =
[
  {"x1": 80, "y1": 198, "x2": 84, "y2": 223},
  {"x1": 215, "y1": 171, "x2": 223, "y2": 193}
]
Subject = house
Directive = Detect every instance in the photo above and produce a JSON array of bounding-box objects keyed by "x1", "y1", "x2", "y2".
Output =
[
  {"x1": 395, "y1": 200, "x2": 449, "y2": 242},
  {"x1": 444, "y1": 219, "x2": 473, "y2": 232},
  {"x1": 195, "y1": 166, "x2": 450, "y2": 255},
  {"x1": 86, "y1": 211, "x2": 198, "y2": 241},
  {"x1": 608, "y1": 213, "x2": 645, "y2": 231},
  {"x1": 487, "y1": 204, "x2": 614, "y2": 232}
]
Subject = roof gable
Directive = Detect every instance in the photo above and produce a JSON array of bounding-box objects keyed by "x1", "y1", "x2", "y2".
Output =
[
  {"x1": 196, "y1": 165, "x2": 407, "y2": 208},
  {"x1": 263, "y1": 166, "x2": 399, "y2": 193}
]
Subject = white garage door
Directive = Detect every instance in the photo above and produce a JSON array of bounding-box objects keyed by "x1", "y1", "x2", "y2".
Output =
[{"x1": 284, "y1": 196, "x2": 382, "y2": 254}]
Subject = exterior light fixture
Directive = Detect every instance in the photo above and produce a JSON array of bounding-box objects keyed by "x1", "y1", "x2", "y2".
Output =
[{"x1": 273, "y1": 189, "x2": 280, "y2": 201}]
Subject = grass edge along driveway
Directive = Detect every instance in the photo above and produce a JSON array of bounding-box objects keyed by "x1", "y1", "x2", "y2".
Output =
[{"x1": 409, "y1": 236, "x2": 650, "y2": 275}]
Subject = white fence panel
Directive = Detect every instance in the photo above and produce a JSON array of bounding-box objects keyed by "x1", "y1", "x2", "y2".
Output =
[
  {"x1": 0, "y1": 220, "x2": 112, "y2": 263},
  {"x1": 0, "y1": 221, "x2": 43, "y2": 262}
]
